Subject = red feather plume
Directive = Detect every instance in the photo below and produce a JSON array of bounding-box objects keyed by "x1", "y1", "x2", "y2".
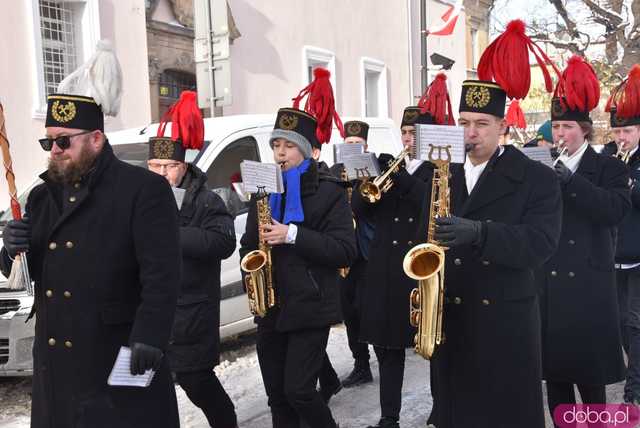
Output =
[
  {"x1": 505, "y1": 99, "x2": 526, "y2": 129},
  {"x1": 478, "y1": 19, "x2": 561, "y2": 100},
  {"x1": 554, "y1": 55, "x2": 600, "y2": 113},
  {"x1": 292, "y1": 68, "x2": 344, "y2": 144},
  {"x1": 606, "y1": 64, "x2": 640, "y2": 118},
  {"x1": 157, "y1": 90, "x2": 204, "y2": 150},
  {"x1": 417, "y1": 73, "x2": 454, "y2": 125}
]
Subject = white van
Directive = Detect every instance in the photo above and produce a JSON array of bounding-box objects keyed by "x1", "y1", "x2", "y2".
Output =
[{"x1": 0, "y1": 114, "x2": 402, "y2": 376}]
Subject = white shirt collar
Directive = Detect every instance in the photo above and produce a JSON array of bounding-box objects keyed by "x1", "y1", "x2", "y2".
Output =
[
  {"x1": 559, "y1": 141, "x2": 589, "y2": 173},
  {"x1": 463, "y1": 146, "x2": 504, "y2": 194},
  {"x1": 406, "y1": 157, "x2": 424, "y2": 175}
]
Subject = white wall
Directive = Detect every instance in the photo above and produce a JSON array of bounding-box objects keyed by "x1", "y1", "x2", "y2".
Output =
[{"x1": 0, "y1": 0, "x2": 151, "y2": 206}]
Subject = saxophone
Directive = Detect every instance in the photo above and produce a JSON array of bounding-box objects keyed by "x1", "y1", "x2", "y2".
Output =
[
  {"x1": 339, "y1": 166, "x2": 355, "y2": 278},
  {"x1": 359, "y1": 147, "x2": 410, "y2": 203},
  {"x1": 402, "y1": 144, "x2": 451, "y2": 359},
  {"x1": 240, "y1": 187, "x2": 276, "y2": 317}
]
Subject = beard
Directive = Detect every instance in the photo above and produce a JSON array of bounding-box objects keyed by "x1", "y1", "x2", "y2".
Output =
[{"x1": 48, "y1": 142, "x2": 99, "y2": 185}]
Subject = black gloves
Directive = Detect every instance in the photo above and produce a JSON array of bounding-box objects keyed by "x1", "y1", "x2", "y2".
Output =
[
  {"x1": 554, "y1": 160, "x2": 572, "y2": 185},
  {"x1": 3, "y1": 217, "x2": 30, "y2": 257},
  {"x1": 130, "y1": 342, "x2": 164, "y2": 375},
  {"x1": 377, "y1": 153, "x2": 395, "y2": 170},
  {"x1": 434, "y1": 216, "x2": 483, "y2": 248}
]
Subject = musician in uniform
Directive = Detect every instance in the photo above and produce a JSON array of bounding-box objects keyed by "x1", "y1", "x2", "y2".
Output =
[
  {"x1": 147, "y1": 91, "x2": 238, "y2": 427},
  {"x1": 352, "y1": 106, "x2": 436, "y2": 428},
  {"x1": 239, "y1": 69, "x2": 356, "y2": 428},
  {"x1": 606, "y1": 66, "x2": 640, "y2": 404},
  {"x1": 0, "y1": 42, "x2": 181, "y2": 428},
  {"x1": 427, "y1": 20, "x2": 563, "y2": 428},
  {"x1": 538, "y1": 55, "x2": 630, "y2": 422}
]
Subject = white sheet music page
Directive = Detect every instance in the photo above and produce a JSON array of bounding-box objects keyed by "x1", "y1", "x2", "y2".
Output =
[
  {"x1": 416, "y1": 124, "x2": 466, "y2": 164},
  {"x1": 107, "y1": 346, "x2": 156, "y2": 388},
  {"x1": 240, "y1": 160, "x2": 284, "y2": 194},
  {"x1": 333, "y1": 143, "x2": 365, "y2": 164},
  {"x1": 520, "y1": 147, "x2": 554, "y2": 168},
  {"x1": 342, "y1": 153, "x2": 381, "y2": 180}
]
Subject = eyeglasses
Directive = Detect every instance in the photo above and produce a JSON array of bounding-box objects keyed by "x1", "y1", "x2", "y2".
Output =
[
  {"x1": 147, "y1": 162, "x2": 182, "y2": 172},
  {"x1": 39, "y1": 130, "x2": 94, "y2": 151}
]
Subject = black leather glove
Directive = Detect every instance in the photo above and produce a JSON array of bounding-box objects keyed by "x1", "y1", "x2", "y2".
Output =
[
  {"x1": 554, "y1": 160, "x2": 572, "y2": 185},
  {"x1": 3, "y1": 217, "x2": 30, "y2": 257},
  {"x1": 377, "y1": 153, "x2": 394, "y2": 171},
  {"x1": 130, "y1": 342, "x2": 164, "y2": 375},
  {"x1": 434, "y1": 216, "x2": 482, "y2": 248}
]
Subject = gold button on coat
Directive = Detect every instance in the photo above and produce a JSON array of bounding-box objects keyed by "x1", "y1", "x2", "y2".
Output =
[
  {"x1": 482, "y1": 260, "x2": 490, "y2": 266},
  {"x1": 454, "y1": 297, "x2": 462, "y2": 304},
  {"x1": 392, "y1": 240, "x2": 398, "y2": 245},
  {"x1": 69, "y1": 196, "x2": 76, "y2": 202},
  {"x1": 551, "y1": 271, "x2": 557, "y2": 277},
  {"x1": 482, "y1": 299, "x2": 490, "y2": 305},
  {"x1": 46, "y1": 290, "x2": 53, "y2": 297},
  {"x1": 454, "y1": 258, "x2": 462, "y2": 266},
  {"x1": 64, "y1": 291, "x2": 71, "y2": 298},
  {"x1": 65, "y1": 241, "x2": 74, "y2": 249},
  {"x1": 408, "y1": 218, "x2": 414, "y2": 223},
  {"x1": 65, "y1": 341, "x2": 72, "y2": 348},
  {"x1": 49, "y1": 242, "x2": 57, "y2": 250},
  {"x1": 568, "y1": 272, "x2": 575, "y2": 278},
  {"x1": 394, "y1": 217, "x2": 399, "y2": 222},
  {"x1": 48, "y1": 338, "x2": 56, "y2": 346}
]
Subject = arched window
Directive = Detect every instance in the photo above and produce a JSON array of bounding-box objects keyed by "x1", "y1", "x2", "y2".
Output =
[{"x1": 158, "y1": 69, "x2": 196, "y2": 117}]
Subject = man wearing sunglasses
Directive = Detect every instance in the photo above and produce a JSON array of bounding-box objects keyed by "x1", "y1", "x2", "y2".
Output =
[{"x1": 0, "y1": 43, "x2": 182, "y2": 428}]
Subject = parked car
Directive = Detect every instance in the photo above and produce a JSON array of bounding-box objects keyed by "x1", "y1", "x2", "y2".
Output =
[{"x1": 0, "y1": 114, "x2": 402, "y2": 376}]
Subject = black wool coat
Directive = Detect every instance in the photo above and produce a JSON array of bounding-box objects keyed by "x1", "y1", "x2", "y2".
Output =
[
  {"x1": 428, "y1": 146, "x2": 562, "y2": 428},
  {"x1": 0, "y1": 142, "x2": 181, "y2": 428},
  {"x1": 168, "y1": 164, "x2": 235, "y2": 372},
  {"x1": 239, "y1": 159, "x2": 357, "y2": 331},
  {"x1": 537, "y1": 145, "x2": 630, "y2": 385},
  {"x1": 352, "y1": 159, "x2": 434, "y2": 349}
]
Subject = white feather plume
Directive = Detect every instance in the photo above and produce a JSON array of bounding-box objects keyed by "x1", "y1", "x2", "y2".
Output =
[{"x1": 57, "y1": 40, "x2": 123, "y2": 117}]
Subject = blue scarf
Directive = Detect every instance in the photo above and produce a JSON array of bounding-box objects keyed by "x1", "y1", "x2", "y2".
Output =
[{"x1": 269, "y1": 159, "x2": 311, "y2": 224}]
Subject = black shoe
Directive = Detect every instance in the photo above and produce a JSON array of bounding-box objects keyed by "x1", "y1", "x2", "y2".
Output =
[
  {"x1": 319, "y1": 379, "x2": 343, "y2": 404},
  {"x1": 342, "y1": 364, "x2": 373, "y2": 388},
  {"x1": 366, "y1": 417, "x2": 400, "y2": 428}
]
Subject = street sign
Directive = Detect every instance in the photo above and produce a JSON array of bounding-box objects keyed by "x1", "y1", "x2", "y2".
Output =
[{"x1": 194, "y1": 0, "x2": 232, "y2": 112}]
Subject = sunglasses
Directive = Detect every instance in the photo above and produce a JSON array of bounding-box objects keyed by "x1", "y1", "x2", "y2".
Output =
[{"x1": 39, "y1": 130, "x2": 94, "y2": 151}]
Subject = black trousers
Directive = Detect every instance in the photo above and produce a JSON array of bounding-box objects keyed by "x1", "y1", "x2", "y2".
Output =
[
  {"x1": 257, "y1": 323, "x2": 337, "y2": 428},
  {"x1": 174, "y1": 369, "x2": 237, "y2": 428},
  {"x1": 341, "y1": 260, "x2": 371, "y2": 364},
  {"x1": 374, "y1": 346, "x2": 406, "y2": 421},
  {"x1": 546, "y1": 381, "x2": 606, "y2": 428}
]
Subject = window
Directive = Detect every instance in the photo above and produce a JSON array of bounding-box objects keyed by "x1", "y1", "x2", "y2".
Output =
[
  {"x1": 360, "y1": 57, "x2": 389, "y2": 118},
  {"x1": 158, "y1": 70, "x2": 197, "y2": 118},
  {"x1": 470, "y1": 28, "x2": 479, "y2": 70},
  {"x1": 207, "y1": 136, "x2": 261, "y2": 216},
  {"x1": 28, "y1": 0, "x2": 101, "y2": 117},
  {"x1": 302, "y1": 46, "x2": 336, "y2": 89}
]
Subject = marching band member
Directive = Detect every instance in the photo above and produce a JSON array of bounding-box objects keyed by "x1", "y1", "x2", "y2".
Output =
[
  {"x1": 239, "y1": 68, "x2": 356, "y2": 428},
  {"x1": 538, "y1": 55, "x2": 630, "y2": 423},
  {"x1": 605, "y1": 64, "x2": 640, "y2": 405},
  {"x1": 427, "y1": 20, "x2": 563, "y2": 428},
  {"x1": 352, "y1": 74, "x2": 451, "y2": 426}
]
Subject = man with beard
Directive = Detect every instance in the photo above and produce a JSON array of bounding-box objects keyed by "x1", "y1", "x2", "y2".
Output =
[
  {"x1": 147, "y1": 91, "x2": 238, "y2": 428},
  {"x1": 0, "y1": 41, "x2": 181, "y2": 428}
]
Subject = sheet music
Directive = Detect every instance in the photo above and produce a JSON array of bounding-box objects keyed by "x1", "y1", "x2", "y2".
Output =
[
  {"x1": 172, "y1": 187, "x2": 186, "y2": 210},
  {"x1": 342, "y1": 153, "x2": 381, "y2": 180},
  {"x1": 520, "y1": 147, "x2": 554, "y2": 168},
  {"x1": 107, "y1": 346, "x2": 156, "y2": 388},
  {"x1": 333, "y1": 143, "x2": 365, "y2": 164},
  {"x1": 415, "y1": 124, "x2": 466, "y2": 164},
  {"x1": 240, "y1": 160, "x2": 284, "y2": 194}
]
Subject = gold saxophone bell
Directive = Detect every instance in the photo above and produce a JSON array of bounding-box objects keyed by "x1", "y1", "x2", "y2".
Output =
[
  {"x1": 403, "y1": 144, "x2": 451, "y2": 359},
  {"x1": 240, "y1": 188, "x2": 276, "y2": 317},
  {"x1": 359, "y1": 147, "x2": 410, "y2": 203}
]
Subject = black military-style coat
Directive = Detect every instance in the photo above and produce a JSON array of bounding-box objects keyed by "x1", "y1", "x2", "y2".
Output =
[
  {"x1": 238, "y1": 159, "x2": 357, "y2": 332},
  {"x1": 352, "y1": 159, "x2": 434, "y2": 349},
  {"x1": 168, "y1": 164, "x2": 235, "y2": 373},
  {"x1": 0, "y1": 143, "x2": 181, "y2": 428},
  {"x1": 428, "y1": 146, "x2": 562, "y2": 428},
  {"x1": 536, "y1": 145, "x2": 630, "y2": 385}
]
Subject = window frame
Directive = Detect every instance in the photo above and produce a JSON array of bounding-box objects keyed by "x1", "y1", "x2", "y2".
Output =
[
  {"x1": 27, "y1": 0, "x2": 101, "y2": 119},
  {"x1": 301, "y1": 45, "x2": 336, "y2": 89},
  {"x1": 359, "y1": 57, "x2": 389, "y2": 118}
]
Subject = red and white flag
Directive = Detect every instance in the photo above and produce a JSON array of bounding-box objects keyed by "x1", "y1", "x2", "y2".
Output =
[{"x1": 427, "y1": 0, "x2": 463, "y2": 36}]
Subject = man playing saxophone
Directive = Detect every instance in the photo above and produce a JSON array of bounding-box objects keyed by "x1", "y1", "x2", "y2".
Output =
[
  {"x1": 427, "y1": 21, "x2": 563, "y2": 428},
  {"x1": 352, "y1": 105, "x2": 436, "y2": 428},
  {"x1": 239, "y1": 69, "x2": 356, "y2": 428}
]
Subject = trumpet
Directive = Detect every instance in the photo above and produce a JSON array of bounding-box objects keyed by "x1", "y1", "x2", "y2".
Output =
[
  {"x1": 552, "y1": 139, "x2": 567, "y2": 167},
  {"x1": 359, "y1": 146, "x2": 410, "y2": 203}
]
